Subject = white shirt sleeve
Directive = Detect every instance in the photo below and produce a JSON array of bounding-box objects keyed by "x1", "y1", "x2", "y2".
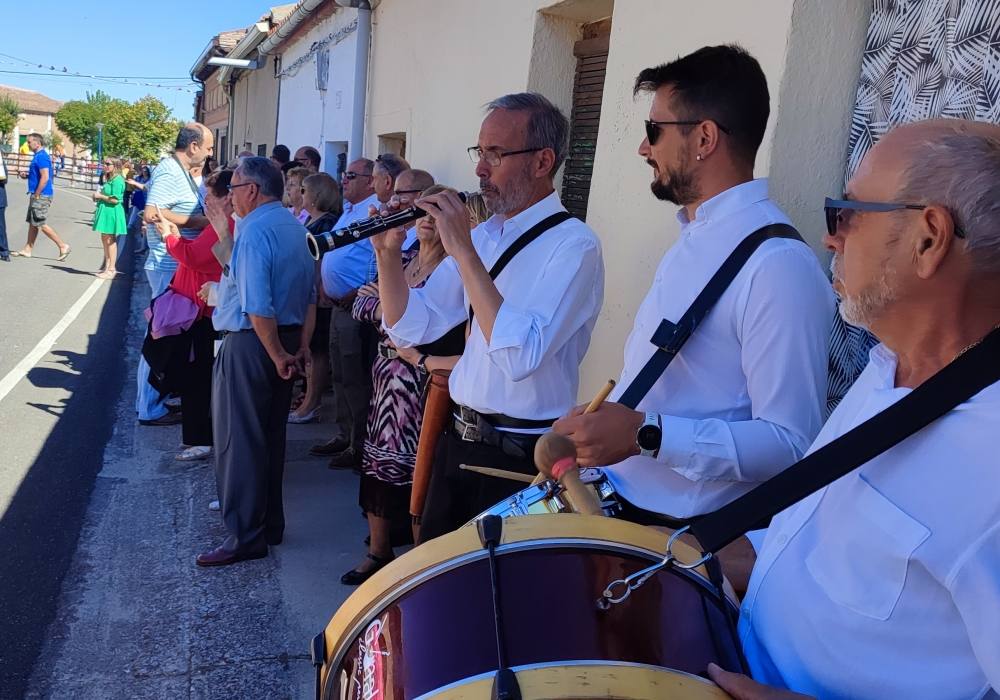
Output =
[
  {"x1": 384, "y1": 256, "x2": 467, "y2": 348},
  {"x1": 485, "y1": 236, "x2": 603, "y2": 382},
  {"x1": 947, "y1": 521, "x2": 1000, "y2": 693},
  {"x1": 658, "y1": 246, "x2": 834, "y2": 482}
]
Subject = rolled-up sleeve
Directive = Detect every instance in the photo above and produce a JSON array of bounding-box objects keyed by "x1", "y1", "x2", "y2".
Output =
[
  {"x1": 234, "y1": 233, "x2": 276, "y2": 318},
  {"x1": 947, "y1": 521, "x2": 1000, "y2": 691},
  {"x1": 485, "y1": 237, "x2": 603, "y2": 382},
  {"x1": 384, "y1": 256, "x2": 467, "y2": 348},
  {"x1": 659, "y1": 246, "x2": 834, "y2": 483}
]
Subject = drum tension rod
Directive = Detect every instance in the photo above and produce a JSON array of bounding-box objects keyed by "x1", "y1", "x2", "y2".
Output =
[
  {"x1": 596, "y1": 526, "x2": 712, "y2": 611},
  {"x1": 477, "y1": 515, "x2": 522, "y2": 700}
]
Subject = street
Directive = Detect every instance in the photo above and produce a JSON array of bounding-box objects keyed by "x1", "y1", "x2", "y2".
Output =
[{"x1": 0, "y1": 185, "x2": 366, "y2": 699}]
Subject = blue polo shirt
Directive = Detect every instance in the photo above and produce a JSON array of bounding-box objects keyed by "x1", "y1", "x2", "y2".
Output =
[{"x1": 28, "y1": 148, "x2": 54, "y2": 197}]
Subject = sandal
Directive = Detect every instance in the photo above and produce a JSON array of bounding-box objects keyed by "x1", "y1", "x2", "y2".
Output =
[
  {"x1": 56, "y1": 245, "x2": 71, "y2": 262},
  {"x1": 340, "y1": 552, "x2": 394, "y2": 586},
  {"x1": 10, "y1": 250, "x2": 31, "y2": 258}
]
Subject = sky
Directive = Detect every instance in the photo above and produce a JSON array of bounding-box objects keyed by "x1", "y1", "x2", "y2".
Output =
[{"x1": 0, "y1": 1, "x2": 271, "y2": 120}]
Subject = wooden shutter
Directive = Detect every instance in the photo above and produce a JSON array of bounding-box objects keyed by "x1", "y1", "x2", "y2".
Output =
[{"x1": 561, "y1": 34, "x2": 610, "y2": 221}]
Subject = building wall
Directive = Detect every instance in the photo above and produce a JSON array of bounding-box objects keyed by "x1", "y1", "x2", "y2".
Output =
[
  {"x1": 364, "y1": 0, "x2": 872, "y2": 398},
  {"x1": 228, "y1": 55, "x2": 281, "y2": 159},
  {"x1": 274, "y1": 8, "x2": 359, "y2": 175},
  {"x1": 202, "y1": 78, "x2": 230, "y2": 132}
]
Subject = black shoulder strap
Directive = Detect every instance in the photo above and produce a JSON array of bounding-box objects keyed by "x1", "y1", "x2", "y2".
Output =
[
  {"x1": 468, "y1": 211, "x2": 573, "y2": 324},
  {"x1": 688, "y1": 327, "x2": 1000, "y2": 554},
  {"x1": 618, "y1": 223, "x2": 803, "y2": 408}
]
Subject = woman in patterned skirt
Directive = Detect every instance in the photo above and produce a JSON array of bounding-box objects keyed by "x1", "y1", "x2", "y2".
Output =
[{"x1": 342, "y1": 185, "x2": 466, "y2": 585}]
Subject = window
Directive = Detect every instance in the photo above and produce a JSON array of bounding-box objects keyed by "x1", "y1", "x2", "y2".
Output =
[{"x1": 257, "y1": 144, "x2": 267, "y2": 157}]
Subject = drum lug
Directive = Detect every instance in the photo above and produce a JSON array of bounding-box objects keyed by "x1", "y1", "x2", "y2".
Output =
[
  {"x1": 477, "y1": 514, "x2": 504, "y2": 549},
  {"x1": 491, "y1": 667, "x2": 522, "y2": 700},
  {"x1": 310, "y1": 632, "x2": 326, "y2": 700}
]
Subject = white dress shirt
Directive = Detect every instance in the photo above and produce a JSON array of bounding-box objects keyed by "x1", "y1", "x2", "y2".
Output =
[
  {"x1": 740, "y1": 344, "x2": 1000, "y2": 700},
  {"x1": 320, "y1": 192, "x2": 380, "y2": 299},
  {"x1": 604, "y1": 179, "x2": 835, "y2": 517},
  {"x1": 385, "y1": 190, "x2": 604, "y2": 422}
]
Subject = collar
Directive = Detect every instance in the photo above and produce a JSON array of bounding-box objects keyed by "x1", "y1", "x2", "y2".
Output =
[
  {"x1": 241, "y1": 200, "x2": 283, "y2": 226},
  {"x1": 482, "y1": 190, "x2": 564, "y2": 240},
  {"x1": 869, "y1": 343, "x2": 901, "y2": 389},
  {"x1": 345, "y1": 192, "x2": 378, "y2": 213},
  {"x1": 676, "y1": 178, "x2": 770, "y2": 227}
]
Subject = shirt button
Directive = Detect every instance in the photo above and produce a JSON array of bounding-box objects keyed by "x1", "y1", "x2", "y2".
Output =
[
  {"x1": 741, "y1": 605, "x2": 751, "y2": 616},
  {"x1": 776, "y1": 534, "x2": 789, "y2": 546}
]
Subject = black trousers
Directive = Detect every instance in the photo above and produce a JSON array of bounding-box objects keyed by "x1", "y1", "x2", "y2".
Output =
[
  {"x1": 213, "y1": 328, "x2": 300, "y2": 553},
  {"x1": 419, "y1": 429, "x2": 539, "y2": 542},
  {"x1": 180, "y1": 317, "x2": 215, "y2": 447},
  {"x1": 0, "y1": 204, "x2": 8, "y2": 257}
]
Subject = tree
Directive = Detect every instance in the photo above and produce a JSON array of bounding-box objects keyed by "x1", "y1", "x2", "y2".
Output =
[
  {"x1": 0, "y1": 95, "x2": 19, "y2": 147},
  {"x1": 54, "y1": 99, "x2": 97, "y2": 150},
  {"x1": 56, "y1": 92, "x2": 179, "y2": 161}
]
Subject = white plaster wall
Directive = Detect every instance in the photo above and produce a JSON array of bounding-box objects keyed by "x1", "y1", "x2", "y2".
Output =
[
  {"x1": 275, "y1": 9, "x2": 359, "y2": 164},
  {"x1": 577, "y1": 0, "x2": 872, "y2": 399},
  {"x1": 230, "y1": 59, "x2": 281, "y2": 158}
]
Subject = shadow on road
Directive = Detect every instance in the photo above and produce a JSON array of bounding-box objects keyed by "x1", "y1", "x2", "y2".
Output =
[{"x1": 0, "y1": 239, "x2": 135, "y2": 696}]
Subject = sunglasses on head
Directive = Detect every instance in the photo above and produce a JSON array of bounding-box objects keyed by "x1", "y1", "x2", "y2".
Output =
[
  {"x1": 644, "y1": 119, "x2": 730, "y2": 146},
  {"x1": 823, "y1": 197, "x2": 966, "y2": 238}
]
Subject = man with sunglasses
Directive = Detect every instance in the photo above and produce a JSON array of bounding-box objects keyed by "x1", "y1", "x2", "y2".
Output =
[
  {"x1": 373, "y1": 92, "x2": 605, "y2": 540},
  {"x1": 311, "y1": 157, "x2": 383, "y2": 467},
  {"x1": 707, "y1": 119, "x2": 1000, "y2": 700},
  {"x1": 553, "y1": 45, "x2": 834, "y2": 522}
]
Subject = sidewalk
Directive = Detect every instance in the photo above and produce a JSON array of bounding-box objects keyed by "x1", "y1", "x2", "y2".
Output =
[{"x1": 24, "y1": 261, "x2": 368, "y2": 699}]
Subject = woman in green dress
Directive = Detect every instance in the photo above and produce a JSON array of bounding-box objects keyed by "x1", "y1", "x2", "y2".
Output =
[{"x1": 92, "y1": 158, "x2": 127, "y2": 280}]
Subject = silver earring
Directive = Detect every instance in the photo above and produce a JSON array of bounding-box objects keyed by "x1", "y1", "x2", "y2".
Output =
[{"x1": 696, "y1": 154, "x2": 703, "y2": 161}]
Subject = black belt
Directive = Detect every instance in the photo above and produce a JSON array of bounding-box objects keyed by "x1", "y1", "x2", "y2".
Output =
[
  {"x1": 455, "y1": 404, "x2": 554, "y2": 430},
  {"x1": 451, "y1": 404, "x2": 553, "y2": 461}
]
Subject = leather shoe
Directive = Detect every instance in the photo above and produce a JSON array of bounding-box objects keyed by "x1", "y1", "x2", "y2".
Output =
[
  {"x1": 309, "y1": 437, "x2": 350, "y2": 456},
  {"x1": 328, "y1": 448, "x2": 361, "y2": 471},
  {"x1": 139, "y1": 412, "x2": 183, "y2": 426},
  {"x1": 341, "y1": 552, "x2": 394, "y2": 585},
  {"x1": 196, "y1": 545, "x2": 267, "y2": 567},
  {"x1": 266, "y1": 533, "x2": 283, "y2": 546}
]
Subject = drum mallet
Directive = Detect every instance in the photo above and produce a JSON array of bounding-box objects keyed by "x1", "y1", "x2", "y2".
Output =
[
  {"x1": 459, "y1": 464, "x2": 535, "y2": 483},
  {"x1": 534, "y1": 432, "x2": 604, "y2": 516}
]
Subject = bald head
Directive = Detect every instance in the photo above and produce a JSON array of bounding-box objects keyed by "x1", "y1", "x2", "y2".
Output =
[{"x1": 395, "y1": 169, "x2": 435, "y2": 195}]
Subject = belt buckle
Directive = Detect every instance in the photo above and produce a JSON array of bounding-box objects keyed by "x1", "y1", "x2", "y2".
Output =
[
  {"x1": 459, "y1": 405, "x2": 478, "y2": 424},
  {"x1": 460, "y1": 422, "x2": 481, "y2": 442}
]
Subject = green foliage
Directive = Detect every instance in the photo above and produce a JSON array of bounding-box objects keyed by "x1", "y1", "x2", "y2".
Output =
[
  {"x1": 55, "y1": 92, "x2": 180, "y2": 161},
  {"x1": 0, "y1": 95, "x2": 20, "y2": 142},
  {"x1": 44, "y1": 131, "x2": 64, "y2": 150}
]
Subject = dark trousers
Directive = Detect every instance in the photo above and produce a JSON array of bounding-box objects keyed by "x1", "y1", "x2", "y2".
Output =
[
  {"x1": 419, "y1": 429, "x2": 539, "y2": 542},
  {"x1": 180, "y1": 317, "x2": 215, "y2": 447},
  {"x1": 212, "y1": 328, "x2": 300, "y2": 553},
  {"x1": 0, "y1": 205, "x2": 8, "y2": 257},
  {"x1": 327, "y1": 304, "x2": 374, "y2": 452}
]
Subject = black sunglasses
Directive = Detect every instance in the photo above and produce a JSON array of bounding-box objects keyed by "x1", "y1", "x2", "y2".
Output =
[
  {"x1": 394, "y1": 188, "x2": 423, "y2": 196},
  {"x1": 823, "y1": 197, "x2": 966, "y2": 238},
  {"x1": 343, "y1": 171, "x2": 372, "y2": 181},
  {"x1": 644, "y1": 119, "x2": 731, "y2": 146},
  {"x1": 227, "y1": 182, "x2": 254, "y2": 192}
]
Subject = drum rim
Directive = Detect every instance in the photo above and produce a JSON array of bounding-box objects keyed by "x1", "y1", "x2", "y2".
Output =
[
  {"x1": 320, "y1": 515, "x2": 735, "y2": 695},
  {"x1": 414, "y1": 659, "x2": 729, "y2": 700}
]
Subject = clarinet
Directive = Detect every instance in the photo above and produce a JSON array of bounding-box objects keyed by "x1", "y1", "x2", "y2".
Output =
[{"x1": 307, "y1": 192, "x2": 474, "y2": 260}]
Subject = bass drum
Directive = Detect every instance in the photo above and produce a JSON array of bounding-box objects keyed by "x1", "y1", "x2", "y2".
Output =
[{"x1": 315, "y1": 515, "x2": 743, "y2": 699}]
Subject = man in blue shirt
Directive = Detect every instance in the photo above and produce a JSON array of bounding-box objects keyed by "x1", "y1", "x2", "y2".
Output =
[
  {"x1": 11, "y1": 133, "x2": 71, "y2": 261},
  {"x1": 0, "y1": 151, "x2": 8, "y2": 262},
  {"x1": 197, "y1": 157, "x2": 316, "y2": 567}
]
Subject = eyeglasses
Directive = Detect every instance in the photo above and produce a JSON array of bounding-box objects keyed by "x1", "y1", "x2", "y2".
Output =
[
  {"x1": 343, "y1": 171, "x2": 372, "y2": 181},
  {"x1": 227, "y1": 182, "x2": 254, "y2": 192},
  {"x1": 644, "y1": 119, "x2": 731, "y2": 146},
  {"x1": 394, "y1": 188, "x2": 423, "y2": 196},
  {"x1": 823, "y1": 197, "x2": 966, "y2": 239},
  {"x1": 467, "y1": 146, "x2": 544, "y2": 167}
]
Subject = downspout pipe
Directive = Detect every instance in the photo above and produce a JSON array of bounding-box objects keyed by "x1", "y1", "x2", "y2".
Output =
[{"x1": 346, "y1": 0, "x2": 372, "y2": 163}]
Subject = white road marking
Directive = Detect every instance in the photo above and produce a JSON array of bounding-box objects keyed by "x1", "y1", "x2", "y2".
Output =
[
  {"x1": 55, "y1": 185, "x2": 97, "y2": 202},
  {"x1": 0, "y1": 278, "x2": 105, "y2": 404}
]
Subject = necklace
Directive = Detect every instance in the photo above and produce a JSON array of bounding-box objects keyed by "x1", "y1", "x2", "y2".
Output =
[{"x1": 954, "y1": 322, "x2": 1000, "y2": 361}]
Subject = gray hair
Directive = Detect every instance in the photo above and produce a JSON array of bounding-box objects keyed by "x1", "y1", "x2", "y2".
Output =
[
  {"x1": 486, "y1": 92, "x2": 569, "y2": 177},
  {"x1": 897, "y1": 120, "x2": 1000, "y2": 274},
  {"x1": 236, "y1": 157, "x2": 284, "y2": 199},
  {"x1": 373, "y1": 153, "x2": 410, "y2": 180}
]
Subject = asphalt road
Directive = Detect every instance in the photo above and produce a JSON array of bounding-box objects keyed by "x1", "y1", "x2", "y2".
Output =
[{"x1": 0, "y1": 184, "x2": 135, "y2": 697}]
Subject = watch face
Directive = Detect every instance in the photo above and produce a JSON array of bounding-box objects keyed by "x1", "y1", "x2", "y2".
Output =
[{"x1": 637, "y1": 423, "x2": 661, "y2": 451}]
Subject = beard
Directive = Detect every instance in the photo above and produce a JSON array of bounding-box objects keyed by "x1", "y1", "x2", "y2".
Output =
[
  {"x1": 649, "y1": 151, "x2": 699, "y2": 205},
  {"x1": 832, "y1": 252, "x2": 898, "y2": 330},
  {"x1": 480, "y1": 162, "x2": 534, "y2": 216}
]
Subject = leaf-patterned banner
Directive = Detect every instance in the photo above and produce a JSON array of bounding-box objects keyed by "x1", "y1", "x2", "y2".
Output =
[{"x1": 845, "y1": 0, "x2": 1000, "y2": 180}]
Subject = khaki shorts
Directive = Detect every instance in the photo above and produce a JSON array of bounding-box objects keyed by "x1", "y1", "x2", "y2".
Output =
[{"x1": 26, "y1": 196, "x2": 51, "y2": 226}]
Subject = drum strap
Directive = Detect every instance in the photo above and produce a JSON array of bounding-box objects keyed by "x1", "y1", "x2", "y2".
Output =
[
  {"x1": 687, "y1": 327, "x2": 1000, "y2": 555},
  {"x1": 617, "y1": 223, "x2": 804, "y2": 409}
]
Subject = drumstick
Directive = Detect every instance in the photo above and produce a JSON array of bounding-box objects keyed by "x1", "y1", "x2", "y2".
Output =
[
  {"x1": 531, "y1": 379, "x2": 616, "y2": 486},
  {"x1": 459, "y1": 464, "x2": 535, "y2": 483},
  {"x1": 534, "y1": 433, "x2": 604, "y2": 516}
]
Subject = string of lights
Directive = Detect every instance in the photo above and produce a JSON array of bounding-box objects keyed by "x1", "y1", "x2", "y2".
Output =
[
  {"x1": 0, "y1": 53, "x2": 198, "y2": 92},
  {"x1": 275, "y1": 17, "x2": 357, "y2": 80}
]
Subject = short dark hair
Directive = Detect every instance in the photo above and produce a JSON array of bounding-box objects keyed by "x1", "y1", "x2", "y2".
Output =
[
  {"x1": 298, "y1": 146, "x2": 321, "y2": 168},
  {"x1": 280, "y1": 160, "x2": 298, "y2": 175},
  {"x1": 27, "y1": 132, "x2": 43, "y2": 143},
  {"x1": 204, "y1": 169, "x2": 234, "y2": 199},
  {"x1": 271, "y1": 144, "x2": 290, "y2": 163},
  {"x1": 634, "y1": 45, "x2": 770, "y2": 166},
  {"x1": 176, "y1": 124, "x2": 207, "y2": 151}
]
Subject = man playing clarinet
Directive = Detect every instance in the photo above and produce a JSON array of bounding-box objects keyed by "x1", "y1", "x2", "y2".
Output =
[
  {"x1": 554, "y1": 45, "x2": 834, "y2": 520},
  {"x1": 371, "y1": 92, "x2": 605, "y2": 542}
]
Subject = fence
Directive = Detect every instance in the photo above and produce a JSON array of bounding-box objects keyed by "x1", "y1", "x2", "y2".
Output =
[{"x1": 1, "y1": 151, "x2": 102, "y2": 190}]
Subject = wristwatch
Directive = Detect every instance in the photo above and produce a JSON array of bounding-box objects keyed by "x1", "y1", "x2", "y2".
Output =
[
  {"x1": 636, "y1": 411, "x2": 662, "y2": 458},
  {"x1": 416, "y1": 354, "x2": 429, "y2": 373}
]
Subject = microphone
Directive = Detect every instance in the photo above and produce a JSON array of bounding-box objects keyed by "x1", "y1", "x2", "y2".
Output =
[
  {"x1": 307, "y1": 191, "x2": 474, "y2": 260},
  {"x1": 534, "y1": 432, "x2": 604, "y2": 516}
]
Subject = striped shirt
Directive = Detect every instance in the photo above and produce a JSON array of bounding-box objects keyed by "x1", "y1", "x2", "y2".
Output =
[
  {"x1": 826, "y1": 308, "x2": 879, "y2": 416},
  {"x1": 144, "y1": 156, "x2": 203, "y2": 273}
]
